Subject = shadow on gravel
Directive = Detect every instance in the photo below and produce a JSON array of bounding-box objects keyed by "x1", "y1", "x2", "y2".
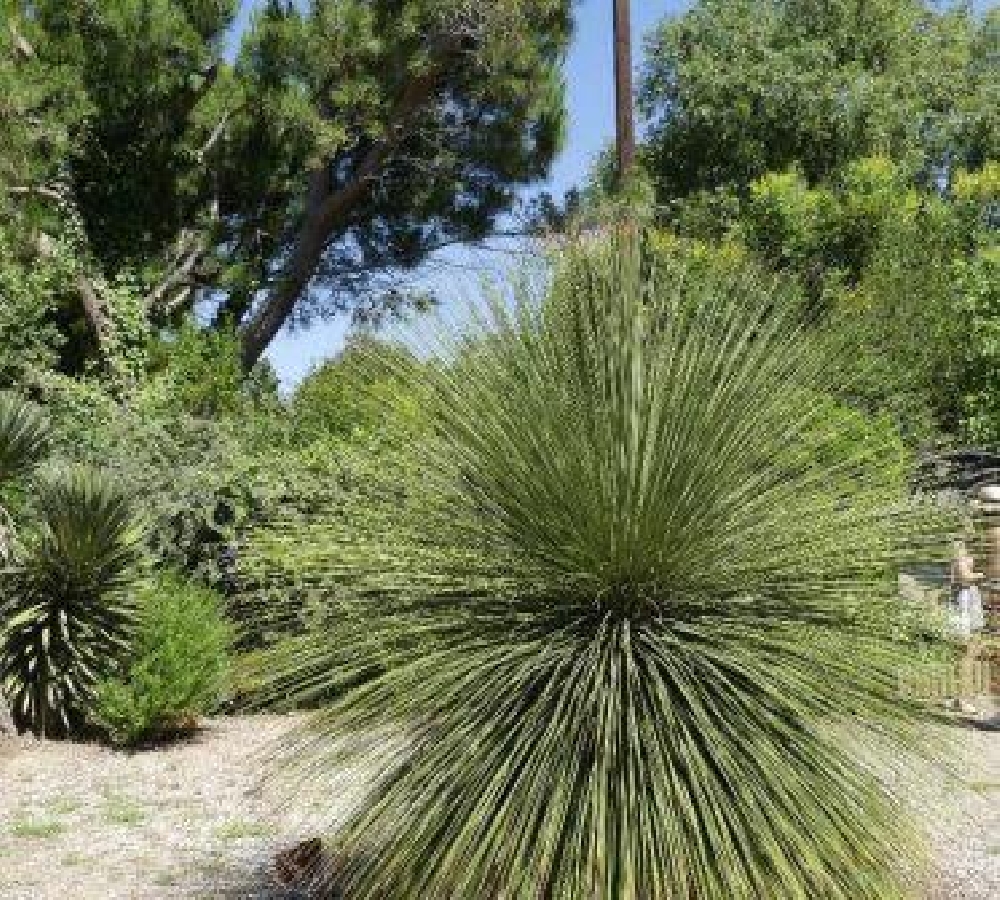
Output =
[{"x1": 205, "y1": 865, "x2": 321, "y2": 900}]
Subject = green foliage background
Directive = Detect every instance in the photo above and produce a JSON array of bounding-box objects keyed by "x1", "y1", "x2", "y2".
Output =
[{"x1": 623, "y1": 0, "x2": 1000, "y2": 449}]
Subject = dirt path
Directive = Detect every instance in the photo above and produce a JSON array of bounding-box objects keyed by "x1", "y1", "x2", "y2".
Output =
[
  {"x1": 915, "y1": 715, "x2": 1000, "y2": 899},
  {"x1": 4, "y1": 712, "x2": 1000, "y2": 898},
  {"x1": 0, "y1": 715, "x2": 349, "y2": 900}
]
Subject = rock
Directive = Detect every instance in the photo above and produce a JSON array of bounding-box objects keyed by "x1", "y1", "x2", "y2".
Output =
[{"x1": 274, "y1": 838, "x2": 326, "y2": 889}]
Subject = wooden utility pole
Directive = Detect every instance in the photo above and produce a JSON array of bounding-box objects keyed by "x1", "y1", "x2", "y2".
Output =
[{"x1": 613, "y1": 0, "x2": 636, "y2": 179}]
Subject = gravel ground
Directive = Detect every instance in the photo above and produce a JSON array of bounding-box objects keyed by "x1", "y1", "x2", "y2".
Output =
[
  {"x1": 4, "y1": 712, "x2": 1000, "y2": 898},
  {"x1": 0, "y1": 714, "x2": 373, "y2": 900},
  {"x1": 907, "y1": 712, "x2": 1000, "y2": 900}
]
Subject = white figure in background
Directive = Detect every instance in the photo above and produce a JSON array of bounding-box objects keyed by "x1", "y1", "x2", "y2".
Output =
[{"x1": 950, "y1": 539, "x2": 985, "y2": 638}]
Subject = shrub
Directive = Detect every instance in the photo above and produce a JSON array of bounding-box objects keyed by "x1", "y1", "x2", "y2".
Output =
[
  {"x1": 250, "y1": 235, "x2": 956, "y2": 899},
  {"x1": 144, "y1": 323, "x2": 266, "y2": 419},
  {"x1": 0, "y1": 467, "x2": 142, "y2": 737},
  {"x1": 94, "y1": 574, "x2": 231, "y2": 746},
  {"x1": 45, "y1": 380, "x2": 266, "y2": 590}
]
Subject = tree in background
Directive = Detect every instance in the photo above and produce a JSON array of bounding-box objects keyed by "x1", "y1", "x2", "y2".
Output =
[
  {"x1": 635, "y1": 0, "x2": 999, "y2": 447},
  {"x1": 226, "y1": 0, "x2": 571, "y2": 369},
  {"x1": 2, "y1": 0, "x2": 573, "y2": 379},
  {"x1": 0, "y1": 0, "x2": 105, "y2": 382},
  {"x1": 291, "y1": 333, "x2": 427, "y2": 443},
  {"x1": 641, "y1": 0, "x2": 998, "y2": 203}
]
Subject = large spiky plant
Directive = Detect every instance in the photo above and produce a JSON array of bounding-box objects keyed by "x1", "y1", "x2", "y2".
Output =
[
  {"x1": 0, "y1": 467, "x2": 142, "y2": 737},
  {"x1": 255, "y1": 237, "x2": 954, "y2": 899}
]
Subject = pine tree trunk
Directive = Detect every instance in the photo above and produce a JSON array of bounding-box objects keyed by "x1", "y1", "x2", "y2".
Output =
[{"x1": 239, "y1": 71, "x2": 440, "y2": 371}]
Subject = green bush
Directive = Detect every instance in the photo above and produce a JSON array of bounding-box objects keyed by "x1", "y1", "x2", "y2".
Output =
[
  {"x1": 144, "y1": 323, "x2": 269, "y2": 419},
  {"x1": 44, "y1": 378, "x2": 268, "y2": 590},
  {"x1": 93, "y1": 574, "x2": 231, "y2": 746}
]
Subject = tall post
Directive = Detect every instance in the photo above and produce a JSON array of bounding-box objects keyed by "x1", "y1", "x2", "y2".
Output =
[{"x1": 613, "y1": 0, "x2": 636, "y2": 180}]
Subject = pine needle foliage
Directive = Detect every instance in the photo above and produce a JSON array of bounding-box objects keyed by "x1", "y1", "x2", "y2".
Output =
[
  {"x1": 257, "y1": 236, "x2": 955, "y2": 899},
  {"x1": 1, "y1": 467, "x2": 142, "y2": 737}
]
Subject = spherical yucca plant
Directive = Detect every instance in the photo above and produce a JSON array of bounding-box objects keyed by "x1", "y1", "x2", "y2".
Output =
[
  {"x1": 258, "y1": 236, "x2": 954, "y2": 899},
  {"x1": 1, "y1": 467, "x2": 142, "y2": 737}
]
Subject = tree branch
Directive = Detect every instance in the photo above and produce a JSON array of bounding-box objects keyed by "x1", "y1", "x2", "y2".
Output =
[
  {"x1": 239, "y1": 68, "x2": 442, "y2": 370},
  {"x1": 9, "y1": 22, "x2": 35, "y2": 60},
  {"x1": 76, "y1": 271, "x2": 112, "y2": 350},
  {"x1": 146, "y1": 233, "x2": 208, "y2": 317},
  {"x1": 7, "y1": 185, "x2": 64, "y2": 203},
  {"x1": 196, "y1": 110, "x2": 233, "y2": 163}
]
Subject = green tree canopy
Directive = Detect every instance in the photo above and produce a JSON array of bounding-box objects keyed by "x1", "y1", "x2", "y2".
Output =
[
  {"x1": 632, "y1": 0, "x2": 1000, "y2": 447},
  {"x1": 2, "y1": 0, "x2": 573, "y2": 376},
  {"x1": 640, "y1": 0, "x2": 999, "y2": 203}
]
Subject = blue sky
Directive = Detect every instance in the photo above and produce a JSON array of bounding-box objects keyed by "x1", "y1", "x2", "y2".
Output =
[{"x1": 229, "y1": 1, "x2": 688, "y2": 386}]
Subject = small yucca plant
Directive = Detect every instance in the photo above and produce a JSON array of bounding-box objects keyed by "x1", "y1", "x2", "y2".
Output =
[
  {"x1": 1, "y1": 467, "x2": 142, "y2": 738},
  {"x1": 257, "y1": 237, "x2": 954, "y2": 899},
  {"x1": 0, "y1": 392, "x2": 52, "y2": 733}
]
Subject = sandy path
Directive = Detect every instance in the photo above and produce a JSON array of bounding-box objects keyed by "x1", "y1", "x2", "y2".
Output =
[
  {"x1": 0, "y1": 715, "x2": 353, "y2": 900},
  {"x1": 912, "y1": 715, "x2": 1000, "y2": 899}
]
